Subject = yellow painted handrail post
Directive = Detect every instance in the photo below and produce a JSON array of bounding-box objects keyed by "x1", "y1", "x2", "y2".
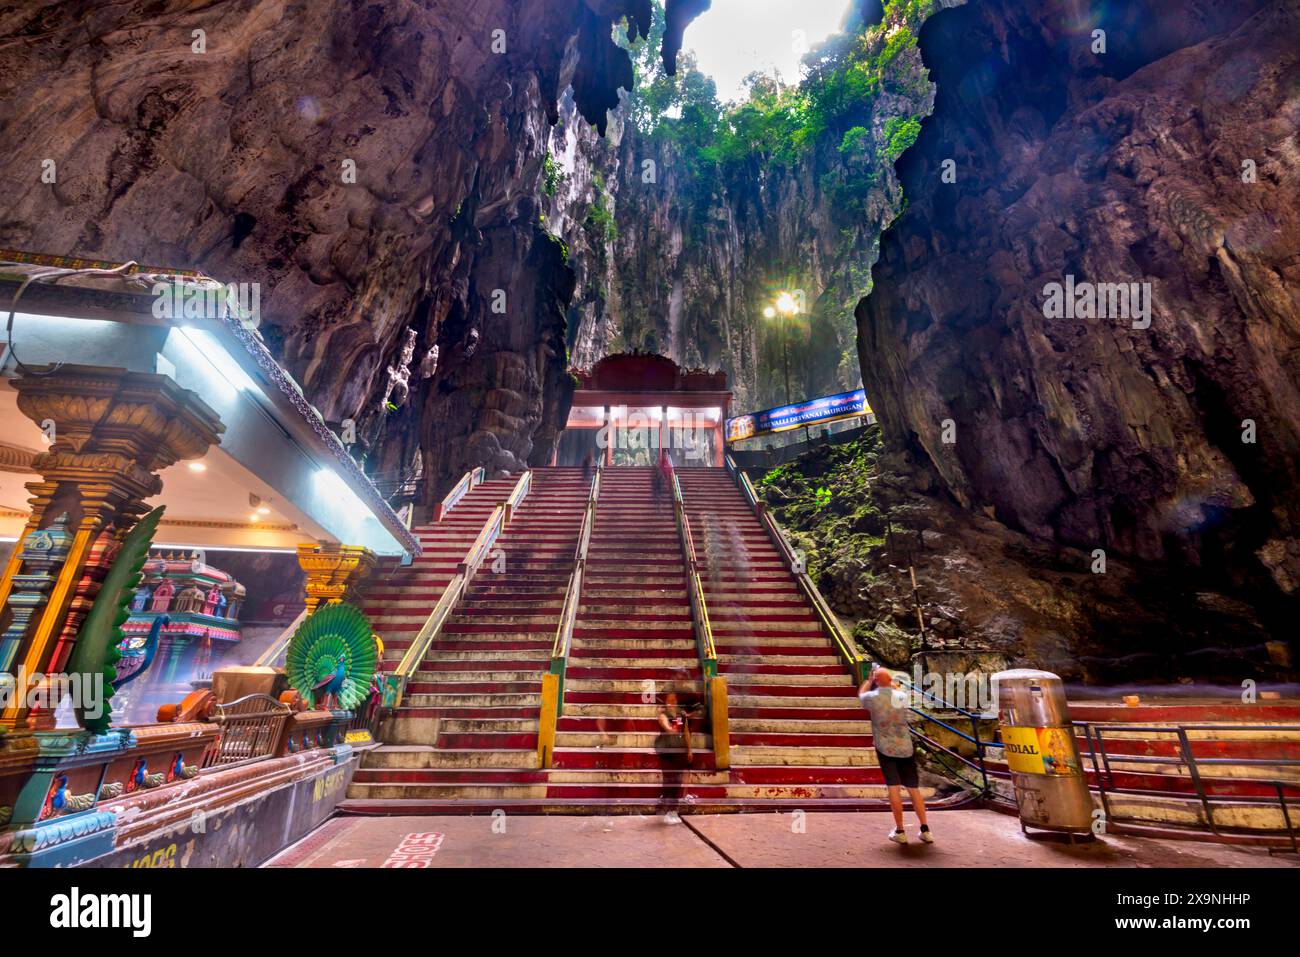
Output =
[
  {"x1": 710, "y1": 675, "x2": 730, "y2": 770},
  {"x1": 538, "y1": 673, "x2": 559, "y2": 768}
]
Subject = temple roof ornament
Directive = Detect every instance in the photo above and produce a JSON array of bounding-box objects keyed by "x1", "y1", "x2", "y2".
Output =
[{"x1": 570, "y1": 352, "x2": 728, "y2": 393}]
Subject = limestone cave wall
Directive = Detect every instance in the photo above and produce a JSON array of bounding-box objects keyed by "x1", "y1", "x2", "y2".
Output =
[{"x1": 850, "y1": 0, "x2": 1300, "y2": 678}]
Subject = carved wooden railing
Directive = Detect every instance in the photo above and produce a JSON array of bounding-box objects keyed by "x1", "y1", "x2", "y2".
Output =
[
  {"x1": 537, "y1": 466, "x2": 600, "y2": 768},
  {"x1": 672, "y1": 471, "x2": 729, "y2": 770},
  {"x1": 201, "y1": 694, "x2": 293, "y2": 768},
  {"x1": 391, "y1": 469, "x2": 532, "y2": 706},
  {"x1": 726, "y1": 454, "x2": 869, "y2": 684}
]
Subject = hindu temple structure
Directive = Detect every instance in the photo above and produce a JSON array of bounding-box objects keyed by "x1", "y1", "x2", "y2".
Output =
[
  {"x1": 556, "y1": 352, "x2": 731, "y2": 467},
  {"x1": 116, "y1": 551, "x2": 246, "y2": 723},
  {"x1": 0, "y1": 250, "x2": 410, "y2": 866}
]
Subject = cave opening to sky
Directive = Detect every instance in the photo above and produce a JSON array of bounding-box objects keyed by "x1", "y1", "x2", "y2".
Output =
[{"x1": 679, "y1": 0, "x2": 857, "y2": 101}]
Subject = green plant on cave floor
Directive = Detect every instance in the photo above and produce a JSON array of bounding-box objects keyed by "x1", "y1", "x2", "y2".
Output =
[{"x1": 65, "y1": 506, "x2": 165, "y2": 734}]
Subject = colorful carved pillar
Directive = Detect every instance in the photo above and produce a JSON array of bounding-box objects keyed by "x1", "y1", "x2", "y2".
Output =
[
  {"x1": 296, "y1": 544, "x2": 377, "y2": 614},
  {"x1": 0, "y1": 365, "x2": 223, "y2": 731},
  {"x1": 0, "y1": 515, "x2": 72, "y2": 676}
]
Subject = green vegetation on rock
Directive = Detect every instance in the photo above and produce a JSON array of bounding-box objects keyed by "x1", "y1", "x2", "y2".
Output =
[{"x1": 621, "y1": 0, "x2": 936, "y2": 173}]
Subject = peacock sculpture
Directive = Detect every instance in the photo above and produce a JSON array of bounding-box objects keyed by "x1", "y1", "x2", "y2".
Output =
[
  {"x1": 284, "y1": 603, "x2": 377, "y2": 711},
  {"x1": 65, "y1": 506, "x2": 165, "y2": 734},
  {"x1": 113, "y1": 614, "x2": 169, "y2": 689}
]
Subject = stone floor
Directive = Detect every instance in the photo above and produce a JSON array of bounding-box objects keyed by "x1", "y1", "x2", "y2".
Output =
[{"x1": 265, "y1": 809, "x2": 1299, "y2": 868}]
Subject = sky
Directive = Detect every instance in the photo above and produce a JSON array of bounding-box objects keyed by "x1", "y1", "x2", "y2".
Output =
[{"x1": 680, "y1": 0, "x2": 856, "y2": 102}]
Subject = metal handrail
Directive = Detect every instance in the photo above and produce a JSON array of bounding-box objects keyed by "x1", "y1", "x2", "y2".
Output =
[
  {"x1": 392, "y1": 574, "x2": 468, "y2": 704},
  {"x1": 252, "y1": 607, "x2": 307, "y2": 668},
  {"x1": 672, "y1": 470, "x2": 729, "y2": 768},
  {"x1": 892, "y1": 675, "x2": 997, "y2": 794},
  {"x1": 1073, "y1": 719, "x2": 1300, "y2": 848},
  {"x1": 726, "y1": 456, "x2": 868, "y2": 682},
  {"x1": 462, "y1": 506, "x2": 505, "y2": 577},
  {"x1": 392, "y1": 469, "x2": 531, "y2": 706},
  {"x1": 538, "y1": 467, "x2": 601, "y2": 766},
  {"x1": 503, "y1": 468, "x2": 532, "y2": 519},
  {"x1": 435, "y1": 466, "x2": 486, "y2": 521},
  {"x1": 673, "y1": 473, "x2": 716, "y2": 677},
  {"x1": 551, "y1": 467, "x2": 600, "y2": 667}
]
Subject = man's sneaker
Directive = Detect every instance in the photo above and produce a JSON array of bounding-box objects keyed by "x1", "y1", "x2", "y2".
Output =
[
  {"x1": 918, "y1": 826, "x2": 935, "y2": 844},
  {"x1": 888, "y1": 828, "x2": 908, "y2": 844}
]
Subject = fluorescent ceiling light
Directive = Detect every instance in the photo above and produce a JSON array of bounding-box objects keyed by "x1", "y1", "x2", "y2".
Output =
[
  {"x1": 316, "y1": 466, "x2": 371, "y2": 519},
  {"x1": 172, "y1": 327, "x2": 259, "y2": 395}
]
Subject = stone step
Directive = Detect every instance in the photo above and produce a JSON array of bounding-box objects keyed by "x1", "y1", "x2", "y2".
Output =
[
  {"x1": 730, "y1": 745, "x2": 879, "y2": 766},
  {"x1": 363, "y1": 746, "x2": 542, "y2": 770}
]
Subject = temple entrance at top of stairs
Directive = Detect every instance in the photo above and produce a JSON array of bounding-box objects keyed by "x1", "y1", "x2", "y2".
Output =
[{"x1": 555, "y1": 353, "x2": 731, "y2": 468}]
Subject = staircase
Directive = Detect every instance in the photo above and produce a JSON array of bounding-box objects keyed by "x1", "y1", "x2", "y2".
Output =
[
  {"x1": 549, "y1": 466, "x2": 724, "y2": 808},
  {"x1": 343, "y1": 464, "x2": 939, "y2": 815},
  {"x1": 678, "y1": 468, "x2": 910, "y2": 807},
  {"x1": 345, "y1": 468, "x2": 589, "y2": 808}
]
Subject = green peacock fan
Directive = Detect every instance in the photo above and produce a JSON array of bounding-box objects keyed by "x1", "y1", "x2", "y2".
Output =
[{"x1": 284, "y1": 603, "x2": 377, "y2": 711}]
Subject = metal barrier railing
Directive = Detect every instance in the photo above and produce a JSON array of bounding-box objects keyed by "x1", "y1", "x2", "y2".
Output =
[
  {"x1": 893, "y1": 675, "x2": 998, "y2": 795},
  {"x1": 391, "y1": 469, "x2": 532, "y2": 706},
  {"x1": 538, "y1": 466, "x2": 601, "y2": 767},
  {"x1": 1076, "y1": 720, "x2": 1300, "y2": 850},
  {"x1": 725, "y1": 454, "x2": 869, "y2": 683},
  {"x1": 673, "y1": 472, "x2": 729, "y2": 769},
  {"x1": 202, "y1": 693, "x2": 293, "y2": 767}
]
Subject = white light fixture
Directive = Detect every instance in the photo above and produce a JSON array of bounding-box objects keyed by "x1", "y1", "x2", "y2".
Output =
[
  {"x1": 170, "y1": 327, "x2": 259, "y2": 396},
  {"x1": 316, "y1": 466, "x2": 370, "y2": 518}
]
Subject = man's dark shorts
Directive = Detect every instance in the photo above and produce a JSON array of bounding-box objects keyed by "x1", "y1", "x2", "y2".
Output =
[{"x1": 877, "y1": 753, "x2": 919, "y2": 789}]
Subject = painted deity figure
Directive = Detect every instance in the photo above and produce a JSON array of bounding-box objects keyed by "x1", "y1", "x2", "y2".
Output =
[
  {"x1": 202, "y1": 583, "x2": 222, "y2": 616},
  {"x1": 175, "y1": 586, "x2": 205, "y2": 614},
  {"x1": 151, "y1": 579, "x2": 175, "y2": 613},
  {"x1": 130, "y1": 585, "x2": 152, "y2": 612}
]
